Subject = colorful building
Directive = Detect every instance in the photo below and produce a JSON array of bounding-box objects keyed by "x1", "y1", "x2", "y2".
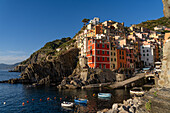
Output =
[
  {"x1": 110, "y1": 45, "x2": 117, "y2": 70},
  {"x1": 87, "y1": 38, "x2": 110, "y2": 69},
  {"x1": 117, "y1": 47, "x2": 127, "y2": 70}
]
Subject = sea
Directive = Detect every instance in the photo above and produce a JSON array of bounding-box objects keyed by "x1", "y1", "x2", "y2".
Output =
[{"x1": 0, "y1": 70, "x2": 131, "y2": 113}]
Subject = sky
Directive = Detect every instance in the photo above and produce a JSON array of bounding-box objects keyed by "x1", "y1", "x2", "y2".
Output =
[{"x1": 0, "y1": 0, "x2": 164, "y2": 64}]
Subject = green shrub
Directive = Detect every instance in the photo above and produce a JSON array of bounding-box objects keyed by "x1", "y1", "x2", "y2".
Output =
[
  {"x1": 153, "y1": 91, "x2": 157, "y2": 97},
  {"x1": 145, "y1": 99, "x2": 151, "y2": 111}
]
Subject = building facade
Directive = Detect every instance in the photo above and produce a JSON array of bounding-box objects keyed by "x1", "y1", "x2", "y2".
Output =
[{"x1": 87, "y1": 38, "x2": 110, "y2": 69}]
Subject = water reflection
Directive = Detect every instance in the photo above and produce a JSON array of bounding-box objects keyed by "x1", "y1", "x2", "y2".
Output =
[{"x1": 58, "y1": 88, "x2": 130, "y2": 113}]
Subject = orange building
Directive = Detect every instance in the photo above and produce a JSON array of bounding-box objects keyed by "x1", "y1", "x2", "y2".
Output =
[
  {"x1": 87, "y1": 38, "x2": 110, "y2": 69},
  {"x1": 117, "y1": 48, "x2": 127, "y2": 70}
]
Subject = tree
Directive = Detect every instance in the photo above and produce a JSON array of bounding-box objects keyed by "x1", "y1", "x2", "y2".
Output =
[{"x1": 82, "y1": 18, "x2": 90, "y2": 26}]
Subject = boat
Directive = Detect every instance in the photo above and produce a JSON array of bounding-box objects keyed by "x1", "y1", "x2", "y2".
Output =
[
  {"x1": 61, "y1": 101, "x2": 74, "y2": 107},
  {"x1": 98, "y1": 93, "x2": 112, "y2": 98},
  {"x1": 74, "y1": 98, "x2": 88, "y2": 104},
  {"x1": 130, "y1": 87, "x2": 145, "y2": 96}
]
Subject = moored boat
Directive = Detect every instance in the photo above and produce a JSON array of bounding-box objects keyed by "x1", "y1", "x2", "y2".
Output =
[
  {"x1": 130, "y1": 87, "x2": 145, "y2": 96},
  {"x1": 98, "y1": 93, "x2": 112, "y2": 98},
  {"x1": 61, "y1": 101, "x2": 74, "y2": 107},
  {"x1": 74, "y1": 98, "x2": 87, "y2": 104}
]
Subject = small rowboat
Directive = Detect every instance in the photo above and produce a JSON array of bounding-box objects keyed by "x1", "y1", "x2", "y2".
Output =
[
  {"x1": 130, "y1": 87, "x2": 145, "y2": 96},
  {"x1": 61, "y1": 101, "x2": 74, "y2": 107},
  {"x1": 98, "y1": 93, "x2": 112, "y2": 98},
  {"x1": 74, "y1": 98, "x2": 87, "y2": 104}
]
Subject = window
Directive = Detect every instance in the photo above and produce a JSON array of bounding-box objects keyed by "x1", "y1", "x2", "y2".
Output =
[
  {"x1": 99, "y1": 64, "x2": 102, "y2": 68},
  {"x1": 143, "y1": 50, "x2": 145, "y2": 52},
  {"x1": 90, "y1": 51, "x2": 92, "y2": 55},
  {"x1": 114, "y1": 48, "x2": 115, "y2": 50},
  {"x1": 107, "y1": 57, "x2": 109, "y2": 61},
  {"x1": 122, "y1": 51, "x2": 124, "y2": 55},
  {"x1": 111, "y1": 52, "x2": 112, "y2": 56},
  {"x1": 102, "y1": 44, "x2": 105, "y2": 48},
  {"x1": 102, "y1": 57, "x2": 105, "y2": 61},
  {"x1": 147, "y1": 54, "x2": 149, "y2": 56},
  {"x1": 147, "y1": 58, "x2": 149, "y2": 61},
  {"x1": 97, "y1": 50, "x2": 100, "y2": 54},
  {"x1": 113, "y1": 64, "x2": 115, "y2": 69},
  {"x1": 97, "y1": 57, "x2": 100, "y2": 61},
  {"x1": 114, "y1": 52, "x2": 116, "y2": 56},
  {"x1": 114, "y1": 58, "x2": 116, "y2": 61},
  {"x1": 119, "y1": 51, "x2": 121, "y2": 55},
  {"x1": 147, "y1": 50, "x2": 149, "y2": 52},
  {"x1": 143, "y1": 54, "x2": 145, "y2": 56},
  {"x1": 107, "y1": 45, "x2": 109, "y2": 48},
  {"x1": 90, "y1": 41, "x2": 91, "y2": 43},
  {"x1": 107, "y1": 51, "x2": 109, "y2": 55},
  {"x1": 120, "y1": 63, "x2": 122, "y2": 67},
  {"x1": 97, "y1": 44, "x2": 100, "y2": 48},
  {"x1": 120, "y1": 56, "x2": 121, "y2": 59},
  {"x1": 90, "y1": 46, "x2": 92, "y2": 50},
  {"x1": 111, "y1": 58, "x2": 113, "y2": 61},
  {"x1": 122, "y1": 56, "x2": 124, "y2": 59},
  {"x1": 102, "y1": 51, "x2": 105, "y2": 54},
  {"x1": 103, "y1": 64, "x2": 106, "y2": 69}
]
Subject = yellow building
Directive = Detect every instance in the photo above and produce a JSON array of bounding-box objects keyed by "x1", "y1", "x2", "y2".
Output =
[{"x1": 110, "y1": 45, "x2": 117, "y2": 70}]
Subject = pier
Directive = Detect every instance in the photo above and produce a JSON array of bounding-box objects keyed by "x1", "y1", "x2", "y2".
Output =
[{"x1": 109, "y1": 73, "x2": 145, "y2": 88}]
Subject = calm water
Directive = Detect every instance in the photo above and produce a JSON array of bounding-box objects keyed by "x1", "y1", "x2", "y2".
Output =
[{"x1": 0, "y1": 70, "x2": 131, "y2": 113}]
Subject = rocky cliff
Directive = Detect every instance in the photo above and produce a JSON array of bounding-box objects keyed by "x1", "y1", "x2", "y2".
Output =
[
  {"x1": 162, "y1": 0, "x2": 170, "y2": 18},
  {"x1": 8, "y1": 47, "x2": 79, "y2": 85},
  {"x1": 12, "y1": 37, "x2": 75, "y2": 72},
  {"x1": 158, "y1": 40, "x2": 170, "y2": 88}
]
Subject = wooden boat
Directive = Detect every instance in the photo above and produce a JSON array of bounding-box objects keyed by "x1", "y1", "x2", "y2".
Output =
[
  {"x1": 98, "y1": 93, "x2": 112, "y2": 98},
  {"x1": 130, "y1": 87, "x2": 145, "y2": 96},
  {"x1": 61, "y1": 101, "x2": 74, "y2": 107},
  {"x1": 74, "y1": 98, "x2": 87, "y2": 104}
]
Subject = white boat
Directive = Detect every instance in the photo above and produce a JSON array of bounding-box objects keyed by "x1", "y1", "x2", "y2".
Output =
[
  {"x1": 98, "y1": 93, "x2": 112, "y2": 98},
  {"x1": 130, "y1": 87, "x2": 145, "y2": 96},
  {"x1": 61, "y1": 101, "x2": 74, "y2": 107}
]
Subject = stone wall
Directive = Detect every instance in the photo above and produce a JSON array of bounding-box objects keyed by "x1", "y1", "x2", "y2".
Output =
[
  {"x1": 162, "y1": 0, "x2": 170, "y2": 18},
  {"x1": 158, "y1": 40, "x2": 170, "y2": 88}
]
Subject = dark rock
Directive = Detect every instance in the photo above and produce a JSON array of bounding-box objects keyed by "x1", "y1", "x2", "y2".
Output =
[{"x1": 7, "y1": 48, "x2": 79, "y2": 86}]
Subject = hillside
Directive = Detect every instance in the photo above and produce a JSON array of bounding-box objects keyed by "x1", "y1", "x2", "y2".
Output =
[
  {"x1": 136, "y1": 17, "x2": 170, "y2": 30},
  {"x1": 12, "y1": 37, "x2": 76, "y2": 72},
  {"x1": 21, "y1": 37, "x2": 76, "y2": 65}
]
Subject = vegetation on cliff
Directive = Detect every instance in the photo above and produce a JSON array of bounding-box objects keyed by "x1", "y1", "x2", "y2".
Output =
[
  {"x1": 136, "y1": 17, "x2": 170, "y2": 31},
  {"x1": 21, "y1": 37, "x2": 76, "y2": 65}
]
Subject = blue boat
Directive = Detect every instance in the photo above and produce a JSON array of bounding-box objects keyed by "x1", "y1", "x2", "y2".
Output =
[
  {"x1": 98, "y1": 93, "x2": 112, "y2": 98},
  {"x1": 74, "y1": 98, "x2": 88, "y2": 104}
]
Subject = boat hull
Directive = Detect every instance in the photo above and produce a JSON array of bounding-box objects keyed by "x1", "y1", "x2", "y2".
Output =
[
  {"x1": 74, "y1": 99, "x2": 87, "y2": 104},
  {"x1": 61, "y1": 102, "x2": 74, "y2": 107},
  {"x1": 98, "y1": 93, "x2": 112, "y2": 98}
]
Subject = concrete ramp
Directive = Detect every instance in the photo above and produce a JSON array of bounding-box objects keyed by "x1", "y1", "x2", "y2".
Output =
[{"x1": 109, "y1": 73, "x2": 145, "y2": 89}]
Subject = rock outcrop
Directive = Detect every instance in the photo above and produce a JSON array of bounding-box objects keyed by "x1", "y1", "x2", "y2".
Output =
[
  {"x1": 158, "y1": 40, "x2": 170, "y2": 88},
  {"x1": 162, "y1": 0, "x2": 170, "y2": 18},
  {"x1": 11, "y1": 37, "x2": 75, "y2": 72},
  {"x1": 57, "y1": 67, "x2": 116, "y2": 89},
  {"x1": 8, "y1": 48, "x2": 79, "y2": 85}
]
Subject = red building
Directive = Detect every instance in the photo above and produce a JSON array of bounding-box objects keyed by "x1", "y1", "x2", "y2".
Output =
[{"x1": 87, "y1": 38, "x2": 110, "y2": 69}]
